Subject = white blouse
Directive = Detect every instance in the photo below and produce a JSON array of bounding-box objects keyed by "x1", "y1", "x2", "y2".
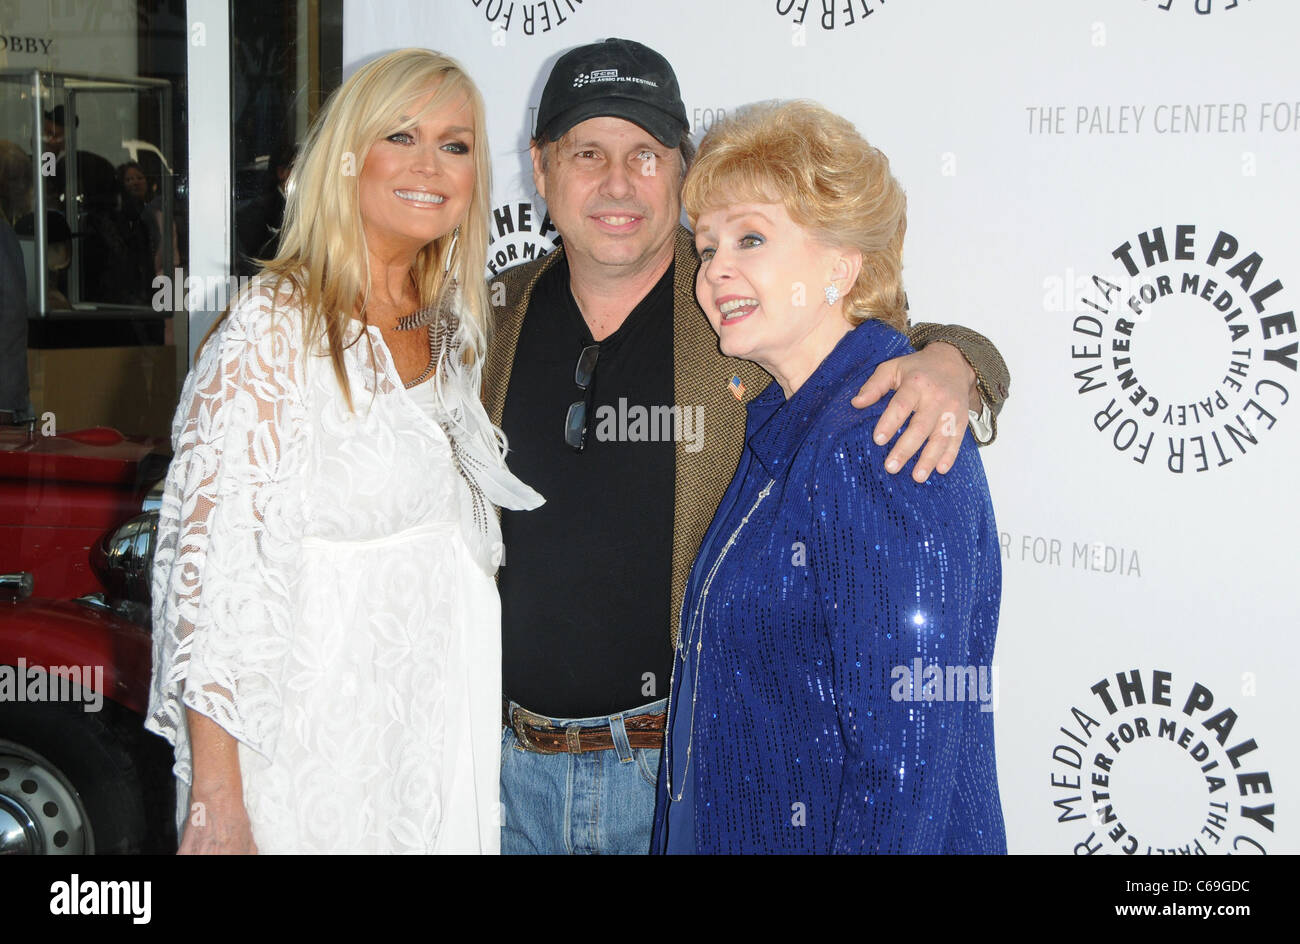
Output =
[
  {"x1": 146, "y1": 278, "x2": 541, "y2": 853},
  {"x1": 405, "y1": 372, "x2": 439, "y2": 418}
]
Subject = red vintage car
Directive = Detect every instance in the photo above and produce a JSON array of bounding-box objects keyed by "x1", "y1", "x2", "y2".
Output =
[{"x1": 0, "y1": 421, "x2": 176, "y2": 854}]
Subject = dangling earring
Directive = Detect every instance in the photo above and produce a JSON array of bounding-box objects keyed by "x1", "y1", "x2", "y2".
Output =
[
  {"x1": 824, "y1": 283, "x2": 840, "y2": 305},
  {"x1": 395, "y1": 226, "x2": 462, "y2": 332},
  {"x1": 438, "y1": 224, "x2": 462, "y2": 328},
  {"x1": 444, "y1": 225, "x2": 460, "y2": 274}
]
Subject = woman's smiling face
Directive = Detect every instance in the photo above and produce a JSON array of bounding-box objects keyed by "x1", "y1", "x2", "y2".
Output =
[
  {"x1": 694, "y1": 201, "x2": 853, "y2": 384},
  {"x1": 357, "y1": 88, "x2": 476, "y2": 257}
]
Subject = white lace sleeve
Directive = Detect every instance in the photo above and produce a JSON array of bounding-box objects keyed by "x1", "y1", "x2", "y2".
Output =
[{"x1": 146, "y1": 286, "x2": 309, "y2": 783}]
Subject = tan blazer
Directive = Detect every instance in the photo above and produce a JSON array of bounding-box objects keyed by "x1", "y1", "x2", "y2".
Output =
[{"x1": 483, "y1": 224, "x2": 1010, "y2": 643}]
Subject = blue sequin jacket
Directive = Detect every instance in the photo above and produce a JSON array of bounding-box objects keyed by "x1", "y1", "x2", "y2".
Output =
[{"x1": 651, "y1": 319, "x2": 1006, "y2": 854}]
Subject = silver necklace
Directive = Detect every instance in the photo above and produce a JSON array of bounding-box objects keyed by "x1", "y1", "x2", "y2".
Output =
[{"x1": 665, "y1": 478, "x2": 774, "y2": 803}]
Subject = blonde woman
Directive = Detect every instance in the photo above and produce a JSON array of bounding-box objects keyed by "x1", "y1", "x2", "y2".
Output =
[
  {"x1": 654, "y1": 101, "x2": 1004, "y2": 853},
  {"x1": 147, "y1": 49, "x2": 542, "y2": 854}
]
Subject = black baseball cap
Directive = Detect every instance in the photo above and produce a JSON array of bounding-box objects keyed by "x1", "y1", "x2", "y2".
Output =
[{"x1": 534, "y1": 38, "x2": 689, "y2": 148}]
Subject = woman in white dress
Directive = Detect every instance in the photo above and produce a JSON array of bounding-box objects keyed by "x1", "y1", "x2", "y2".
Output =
[{"x1": 146, "y1": 49, "x2": 542, "y2": 854}]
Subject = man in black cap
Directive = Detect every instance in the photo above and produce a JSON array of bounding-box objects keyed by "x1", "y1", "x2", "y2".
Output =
[{"x1": 483, "y1": 38, "x2": 1011, "y2": 854}]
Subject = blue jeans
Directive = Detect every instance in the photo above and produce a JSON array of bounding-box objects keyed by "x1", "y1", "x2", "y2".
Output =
[{"x1": 500, "y1": 699, "x2": 664, "y2": 855}]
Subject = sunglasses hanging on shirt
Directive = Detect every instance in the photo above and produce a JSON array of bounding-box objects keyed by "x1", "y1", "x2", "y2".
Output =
[{"x1": 564, "y1": 343, "x2": 600, "y2": 452}]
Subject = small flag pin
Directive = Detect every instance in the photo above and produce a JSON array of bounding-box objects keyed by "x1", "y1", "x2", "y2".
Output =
[{"x1": 729, "y1": 375, "x2": 745, "y2": 400}]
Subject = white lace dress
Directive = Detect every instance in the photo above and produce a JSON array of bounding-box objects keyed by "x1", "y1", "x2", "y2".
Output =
[{"x1": 145, "y1": 278, "x2": 541, "y2": 853}]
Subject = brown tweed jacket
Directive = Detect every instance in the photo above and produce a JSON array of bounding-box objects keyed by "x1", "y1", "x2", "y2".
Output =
[{"x1": 482, "y1": 224, "x2": 1010, "y2": 643}]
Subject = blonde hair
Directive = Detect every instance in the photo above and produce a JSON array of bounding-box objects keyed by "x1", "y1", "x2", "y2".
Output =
[
  {"x1": 682, "y1": 100, "x2": 907, "y2": 330},
  {"x1": 203, "y1": 48, "x2": 493, "y2": 410}
]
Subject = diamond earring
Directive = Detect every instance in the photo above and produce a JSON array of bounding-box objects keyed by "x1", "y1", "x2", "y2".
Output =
[{"x1": 824, "y1": 284, "x2": 840, "y2": 305}]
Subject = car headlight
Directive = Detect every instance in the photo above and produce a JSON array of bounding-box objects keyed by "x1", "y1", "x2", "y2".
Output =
[
  {"x1": 140, "y1": 478, "x2": 165, "y2": 514},
  {"x1": 88, "y1": 512, "x2": 158, "y2": 625}
]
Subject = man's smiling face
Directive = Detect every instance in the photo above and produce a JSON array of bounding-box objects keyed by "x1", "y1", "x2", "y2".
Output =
[{"x1": 532, "y1": 115, "x2": 682, "y2": 276}]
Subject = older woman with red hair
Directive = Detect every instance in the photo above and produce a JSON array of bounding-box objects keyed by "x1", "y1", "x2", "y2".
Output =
[{"x1": 653, "y1": 100, "x2": 1006, "y2": 854}]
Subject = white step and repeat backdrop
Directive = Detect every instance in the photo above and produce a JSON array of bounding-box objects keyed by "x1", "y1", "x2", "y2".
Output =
[{"x1": 345, "y1": 0, "x2": 1298, "y2": 854}]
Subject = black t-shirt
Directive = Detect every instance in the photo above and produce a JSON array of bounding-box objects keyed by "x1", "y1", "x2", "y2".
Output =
[{"x1": 499, "y1": 256, "x2": 676, "y2": 718}]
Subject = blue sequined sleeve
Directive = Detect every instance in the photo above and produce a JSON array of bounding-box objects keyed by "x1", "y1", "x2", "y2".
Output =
[{"x1": 808, "y1": 424, "x2": 1002, "y2": 854}]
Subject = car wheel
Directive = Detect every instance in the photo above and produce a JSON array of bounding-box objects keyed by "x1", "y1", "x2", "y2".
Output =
[
  {"x1": 0, "y1": 739, "x2": 92, "y2": 853},
  {"x1": 0, "y1": 698, "x2": 175, "y2": 854}
]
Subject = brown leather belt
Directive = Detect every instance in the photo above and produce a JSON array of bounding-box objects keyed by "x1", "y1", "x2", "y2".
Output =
[{"x1": 503, "y1": 699, "x2": 666, "y2": 754}]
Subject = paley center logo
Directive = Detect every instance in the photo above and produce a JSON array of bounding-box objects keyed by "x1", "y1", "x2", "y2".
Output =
[
  {"x1": 485, "y1": 201, "x2": 557, "y2": 278},
  {"x1": 1048, "y1": 668, "x2": 1274, "y2": 854},
  {"x1": 467, "y1": 0, "x2": 587, "y2": 38},
  {"x1": 772, "y1": 0, "x2": 888, "y2": 30},
  {"x1": 1140, "y1": 0, "x2": 1253, "y2": 15},
  {"x1": 1067, "y1": 224, "x2": 1294, "y2": 473}
]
